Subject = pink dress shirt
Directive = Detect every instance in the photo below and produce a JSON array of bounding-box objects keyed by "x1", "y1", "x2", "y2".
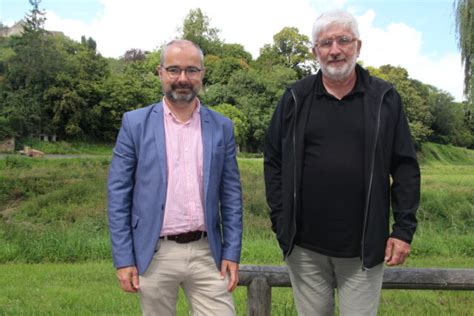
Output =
[{"x1": 160, "y1": 99, "x2": 206, "y2": 236}]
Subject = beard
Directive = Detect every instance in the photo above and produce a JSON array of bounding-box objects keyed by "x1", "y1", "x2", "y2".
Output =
[
  {"x1": 164, "y1": 82, "x2": 199, "y2": 105},
  {"x1": 320, "y1": 53, "x2": 358, "y2": 81}
]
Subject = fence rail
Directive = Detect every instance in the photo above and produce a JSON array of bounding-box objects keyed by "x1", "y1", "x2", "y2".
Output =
[{"x1": 238, "y1": 265, "x2": 474, "y2": 316}]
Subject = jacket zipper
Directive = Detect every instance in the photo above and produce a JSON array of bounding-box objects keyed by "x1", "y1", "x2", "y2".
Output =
[
  {"x1": 361, "y1": 87, "x2": 391, "y2": 269},
  {"x1": 284, "y1": 89, "x2": 298, "y2": 258}
]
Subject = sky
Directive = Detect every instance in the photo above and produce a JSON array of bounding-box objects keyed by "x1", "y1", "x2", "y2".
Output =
[{"x1": 0, "y1": 0, "x2": 466, "y2": 101}]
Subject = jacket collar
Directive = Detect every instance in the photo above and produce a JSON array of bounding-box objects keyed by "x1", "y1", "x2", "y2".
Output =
[{"x1": 289, "y1": 64, "x2": 392, "y2": 102}]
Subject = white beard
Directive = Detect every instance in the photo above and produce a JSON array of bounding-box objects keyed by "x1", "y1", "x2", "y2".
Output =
[{"x1": 320, "y1": 53, "x2": 358, "y2": 81}]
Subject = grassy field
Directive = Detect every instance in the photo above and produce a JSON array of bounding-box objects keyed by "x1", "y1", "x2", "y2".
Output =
[
  {"x1": 0, "y1": 142, "x2": 473, "y2": 315},
  {"x1": 19, "y1": 138, "x2": 114, "y2": 155}
]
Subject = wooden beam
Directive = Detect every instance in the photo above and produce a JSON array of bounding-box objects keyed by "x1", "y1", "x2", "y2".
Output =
[{"x1": 239, "y1": 265, "x2": 474, "y2": 290}]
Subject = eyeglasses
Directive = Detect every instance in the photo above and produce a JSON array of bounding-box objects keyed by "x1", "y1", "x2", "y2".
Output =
[
  {"x1": 315, "y1": 36, "x2": 357, "y2": 50},
  {"x1": 162, "y1": 66, "x2": 203, "y2": 79}
]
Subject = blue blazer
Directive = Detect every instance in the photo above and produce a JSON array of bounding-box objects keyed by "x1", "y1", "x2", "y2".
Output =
[{"x1": 108, "y1": 102, "x2": 243, "y2": 275}]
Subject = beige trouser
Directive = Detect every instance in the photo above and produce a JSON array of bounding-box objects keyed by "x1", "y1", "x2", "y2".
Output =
[
  {"x1": 286, "y1": 245, "x2": 384, "y2": 316},
  {"x1": 138, "y1": 238, "x2": 235, "y2": 316}
]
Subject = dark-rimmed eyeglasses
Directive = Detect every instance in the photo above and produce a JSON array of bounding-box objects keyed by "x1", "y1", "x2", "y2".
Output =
[
  {"x1": 315, "y1": 36, "x2": 357, "y2": 50},
  {"x1": 162, "y1": 66, "x2": 203, "y2": 79}
]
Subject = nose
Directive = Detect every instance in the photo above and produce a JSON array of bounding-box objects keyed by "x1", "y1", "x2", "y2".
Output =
[
  {"x1": 328, "y1": 41, "x2": 343, "y2": 54},
  {"x1": 178, "y1": 69, "x2": 188, "y2": 80}
]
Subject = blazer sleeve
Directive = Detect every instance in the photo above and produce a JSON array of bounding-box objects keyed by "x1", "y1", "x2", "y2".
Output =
[
  {"x1": 219, "y1": 120, "x2": 243, "y2": 263},
  {"x1": 107, "y1": 113, "x2": 137, "y2": 268},
  {"x1": 389, "y1": 91, "x2": 421, "y2": 244}
]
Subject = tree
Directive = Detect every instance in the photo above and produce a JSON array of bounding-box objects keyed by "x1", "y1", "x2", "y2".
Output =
[
  {"x1": 256, "y1": 27, "x2": 315, "y2": 78},
  {"x1": 454, "y1": 0, "x2": 474, "y2": 103},
  {"x1": 2, "y1": 0, "x2": 56, "y2": 136},
  {"x1": 44, "y1": 35, "x2": 110, "y2": 138},
  {"x1": 204, "y1": 55, "x2": 249, "y2": 85},
  {"x1": 429, "y1": 88, "x2": 460, "y2": 141},
  {"x1": 219, "y1": 43, "x2": 253, "y2": 63},
  {"x1": 97, "y1": 57, "x2": 161, "y2": 140},
  {"x1": 180, "y1": 8, "x2": 221, "y2": 55},
  {"x1": 368, "y1": 65, "x2": 432, "y2": 146},
  {"x1": 81, "y1": 35, "x2": 96, "y2": 51},
  {"x1": 23, "y1": 0, "x2": 46, "y2": 33},
  {"x1": 0, "y1": 115, "x2": 15, "y2": 138},
  {"x1": 225, "y1": 65, "x2": 297, "y2": 151},
  {"x1": 122, "y1": 48, "x2": 147, "y2": 62}
]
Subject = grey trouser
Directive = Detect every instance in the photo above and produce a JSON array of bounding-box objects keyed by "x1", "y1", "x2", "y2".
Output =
[{"x1": 286, "y1": 245, "x2": 384, "y2": 316}]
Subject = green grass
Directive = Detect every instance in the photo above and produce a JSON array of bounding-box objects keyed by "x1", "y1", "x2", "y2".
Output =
[
  {"x1": 419, "y1": 142, "x2": 474, "y2": 165},
  {"x1": 18, "y1": 138, "x2": 114, "y2": 155},
  {"x1": 0, "y1": 142, "x2": 473, "y2": 314},
  {"x1": 0, "y1": 259, "x2": 473, "y2": 315}
]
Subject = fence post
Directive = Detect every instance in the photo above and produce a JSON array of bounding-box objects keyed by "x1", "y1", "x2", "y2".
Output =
[{"x1": 247, "y1": 276, "x2": 271, "y2": 316}]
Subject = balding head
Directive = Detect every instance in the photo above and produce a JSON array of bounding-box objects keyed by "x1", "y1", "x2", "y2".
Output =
[{"x1": 160, "y1": 39, "x2": 204, "y2": 68}]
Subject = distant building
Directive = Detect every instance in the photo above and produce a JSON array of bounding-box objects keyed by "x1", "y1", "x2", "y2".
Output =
[
  {"x1": 0, "y1": 20, "x2": 64, "y2": 38},
  {"x1": 0, "y1": 21, "x2": 26, "y2": 37}
]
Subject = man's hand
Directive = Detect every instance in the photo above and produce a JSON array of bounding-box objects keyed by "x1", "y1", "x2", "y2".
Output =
[
  {"x1": 384, "y1": 237, "x2": 411, "y2": 266},
  {"x1": 220, "y1": 260, "x2": 239, "y2": 292},
  {"x1": 116, "y1": 266, "x2": 139, "y2": 293}
]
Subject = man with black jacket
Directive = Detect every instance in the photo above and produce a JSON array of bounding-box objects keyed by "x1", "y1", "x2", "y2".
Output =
[{"x1": 264, "y1": 9, "x2": 420, "y2": 316}]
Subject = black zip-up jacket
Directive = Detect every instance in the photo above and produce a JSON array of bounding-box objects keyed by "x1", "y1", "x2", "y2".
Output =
[{"x1": 264, "y1": 65, "x2": 420, "y2": 269}]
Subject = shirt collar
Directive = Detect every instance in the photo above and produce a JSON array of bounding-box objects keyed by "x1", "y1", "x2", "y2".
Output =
[
  {"x1": 315, "y1": 65, "x2": 365, "y2": 97},
  {"x1": 162, "y1": 98, "x2": 201, "y2": 122}
]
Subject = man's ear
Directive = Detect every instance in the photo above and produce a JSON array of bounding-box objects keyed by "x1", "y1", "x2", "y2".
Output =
[
  {"x1": 311, "y1": 46, "x2": 320, "y2": 62},
  {"x1": 356, "y1": 40, "x2": 362, "y2": 57}
]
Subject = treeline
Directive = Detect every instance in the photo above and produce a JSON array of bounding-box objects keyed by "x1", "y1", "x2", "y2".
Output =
[{"x1": 0, "y1": 5, "x2": 472, "y2": 151}]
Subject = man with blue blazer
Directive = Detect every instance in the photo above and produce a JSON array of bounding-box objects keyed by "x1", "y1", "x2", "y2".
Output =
[{"x1": 108, "y1": 39, "x2": 243, "y2": 316}]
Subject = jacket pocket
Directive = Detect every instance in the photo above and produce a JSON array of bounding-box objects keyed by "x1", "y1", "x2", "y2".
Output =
[{"x1": 214, "y1": 144, "x2": 225, "y2": 155}]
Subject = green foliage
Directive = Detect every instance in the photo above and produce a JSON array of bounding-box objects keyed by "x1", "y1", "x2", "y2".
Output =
[
  {"x1": 204, "y1": 55, "x2": 249, "y2": 85},
  {"x1": 180, "y1": 8, "x2": 222, "y2": 55},
  {"x1": 428, "y1": 87, "x2": 473, "y2": 147},
  {"x1": 368, "y1": 65, "x2": 433, "y2": 145},
  {"x1": 1, "y1": 11, "x2": 110, "y2": 138},
  {"x1": 454, "y1": 0, "x2": 473, "y2": 103},
  {"x1": 0, "y1": 6, "x2": 469, "y2": 152},
  {"x1": 23, "y1": 0, "x2": 46, "y2": 33},
  {"x1": 210, "y1": 103, "x2": 249, "y2": 149},
  {"x1": 219, "y1": 43, "x2": 253, "y2": 63},
  {"x1": 0, "y1": 115, "x2": 15, "y2": 138},
  {"x1": 97, "y1": 60, "x2": 161, "y2": 140},
  {"x1": 224, "y1": 66, "x2": 297, "y2": 151},
  {"x1": 256, "y1": 26, "x2": 315, "y2": 78},
  {"x1": 43, "y1": 36, "x2": 110, "y2": 138}
]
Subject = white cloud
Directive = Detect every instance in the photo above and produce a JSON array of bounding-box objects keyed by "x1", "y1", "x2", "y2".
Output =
[
  {"x1": 42, "y1": 1, "x2": 463, "y2": 101},
  {"x1": 357, "y1": 9, "x2": 464, "y2": 101}
]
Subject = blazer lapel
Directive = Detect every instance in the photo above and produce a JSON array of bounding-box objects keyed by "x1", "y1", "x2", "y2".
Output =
[
  {"x1": 152, "y1": 103, "x2": 167, "y2": 187},
  {"x1": 201, "y1": 107, "x2": 212, "y2": 205}
]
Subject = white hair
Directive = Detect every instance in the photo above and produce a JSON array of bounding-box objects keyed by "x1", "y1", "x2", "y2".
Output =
[{"x1": 312, "y1": 10, "x2": 360, "y2": 45}]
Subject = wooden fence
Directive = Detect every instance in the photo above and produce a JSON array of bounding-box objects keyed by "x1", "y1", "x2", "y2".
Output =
[{"x1": 238, "y1": 265, "x2": 474, "y2": 316}]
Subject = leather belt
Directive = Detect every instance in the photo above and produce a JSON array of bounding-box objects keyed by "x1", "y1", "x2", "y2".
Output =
[{"x1": 160, "y1": 231, "x2": 207, "y2": 244}]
